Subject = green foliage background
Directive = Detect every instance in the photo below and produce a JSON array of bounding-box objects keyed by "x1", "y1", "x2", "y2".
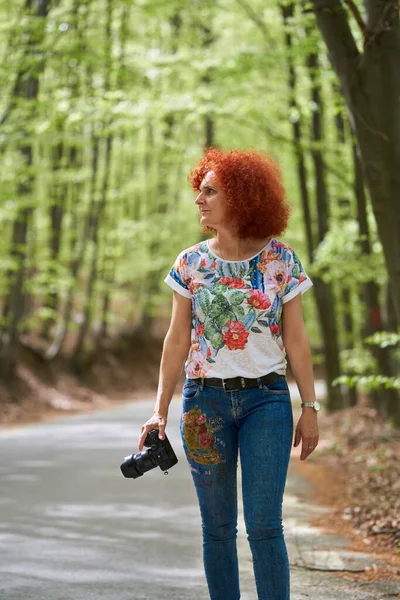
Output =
[{"x1": 0, "y1": 0, "x2": 398, "y2": 407}]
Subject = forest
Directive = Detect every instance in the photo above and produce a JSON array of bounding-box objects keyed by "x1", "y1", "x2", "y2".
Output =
[{"x1": 0, "y1": 0, "x2": 399, "y2": 425}]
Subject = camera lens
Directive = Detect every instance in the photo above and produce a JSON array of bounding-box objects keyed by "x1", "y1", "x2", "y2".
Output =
[{"x1": 120, "y1": 448, "x2": 159, "y2": 479}]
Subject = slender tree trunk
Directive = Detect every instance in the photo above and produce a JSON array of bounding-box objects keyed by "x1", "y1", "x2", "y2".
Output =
[
  {"x1": 139, "y1": 12, "x2": 183, "y2": 330},
  {"x1": 353, "y1": 144, "x2": 400, "y2": 423},
  {"x1": 41, "y1": 0, "x2": 83, "y2": 339},
  {"x1": 0, "y1": 0, "x2": 52, "y2": 377},
  {"x1": 41, "y1": 128, "x2": 65, "y2": 338},
  {"x1": 70, "y1": 0, "x2": 114, "y2": 364},
  {"x1": 44, "y1": 136, "x2": 99, "y2": 360},
  {"x1": 201, "y1": 22, "x2": 215, "y2": 149},
  {"x1": 96, "y1": 4, "x2": 130, "y2": 344},
  {"x1": 281, "y1": 3, "x2": 343, "y2": 411},
  {"x1": 334, "y1": 103, "x2": 358, "y2": 407},
  {"x1": 71, "y1": 135, "x2": 113, "y2": 363}
]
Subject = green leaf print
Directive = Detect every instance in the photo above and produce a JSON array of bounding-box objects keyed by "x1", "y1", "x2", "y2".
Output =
[
  {"x1": 229, "y1": 291, "x2": 245, "y2": 305},
  {"x1": 209, "y1": 295, "x2": 230, "y2": 318},
  {"x1": 206, "y1": 357, "x2": 216, "y2": 363},
  {"x1": 251, "y1": 327, "x2": 262, "y2": 333},
  {"x1": 215, "y1": 313, "x2": 228, "y2": 328},
  {"x1": 204, "y1": 317, "x2": 224, "y2": 350},
  {"x1": 204, "y1": 317, "x2": 220, "y2": 340},
  {"x1": 215, "y1": 311, "x2": 235, "y2": 328},
  {"x1": 197, "y1": 288, "x2": 211, "y2": 312},
  {"x1": 292, "y1": 263, "x2": 300, "y2": 278},
  {"x1": 196, "y1": 304, "x2": 206, "y2": 323},
  {"x1": 257, "y1": 319, "x2": 269, "y2": 327},
  {"x1": 210, "y1": 330, "x2": 224, "y2": 349},
  {"x1": 234, "y1": 305, "x2": 245, "y2": 318}
]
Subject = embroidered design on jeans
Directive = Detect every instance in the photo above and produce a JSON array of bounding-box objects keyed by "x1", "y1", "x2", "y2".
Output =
[{"x1": 182, "y1": 407, "x2": 225, "y2": 466}]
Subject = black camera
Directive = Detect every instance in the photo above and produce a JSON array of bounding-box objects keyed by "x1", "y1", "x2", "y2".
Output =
[{"x1": 120, "y1": 429, "x2": 178, "y2": 479}]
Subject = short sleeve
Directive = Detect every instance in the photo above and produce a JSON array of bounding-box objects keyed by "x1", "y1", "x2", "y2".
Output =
[
  {"x1": 164, "y1": 252, "x2": 192, "y2": 299},
  {"x1": 281, "y1": 248, "x2": 313, "y2": 304}
]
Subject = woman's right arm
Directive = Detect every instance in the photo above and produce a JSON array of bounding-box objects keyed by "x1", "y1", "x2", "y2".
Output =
[{"x1": 138, "y1": 290, "x2": 192, "y2": 450}]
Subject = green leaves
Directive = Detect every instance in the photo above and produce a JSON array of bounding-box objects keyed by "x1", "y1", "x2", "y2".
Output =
[
  {"x1": 333, "y1": 375, "x2": 400, "y2": 391},
  {"x1": 208, "y1": 294, "x2": 230, "y2": 318},
  {"x1": 204, "y1": 317, "x2": 224, "y2": 349},
  {"x1": 228, "y1": 290, "x2": 245, "y2": 305}
]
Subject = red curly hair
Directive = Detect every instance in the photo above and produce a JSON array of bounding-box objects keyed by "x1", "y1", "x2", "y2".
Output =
[{"x1": 188, "y1": 147, "x2": 292, "y2": 239}]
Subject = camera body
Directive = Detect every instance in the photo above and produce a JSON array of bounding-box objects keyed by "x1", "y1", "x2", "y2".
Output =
[{"x1": 120, "y1": 429, "x2": 178, "y2": 479}]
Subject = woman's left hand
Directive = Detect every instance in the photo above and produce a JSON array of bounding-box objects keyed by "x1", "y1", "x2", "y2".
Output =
[{"x1": 293, "y1": 411, "x2": 319, "y2": 461}]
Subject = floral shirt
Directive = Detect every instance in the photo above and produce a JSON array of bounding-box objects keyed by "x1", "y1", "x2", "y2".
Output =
[{"x1": 164, "y1": 238, "x2": 313, "y2": 379}]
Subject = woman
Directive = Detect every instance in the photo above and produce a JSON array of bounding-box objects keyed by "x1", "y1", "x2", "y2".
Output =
[{"x1": 138, "y1": 147, "x2": 319, "y2": 600}]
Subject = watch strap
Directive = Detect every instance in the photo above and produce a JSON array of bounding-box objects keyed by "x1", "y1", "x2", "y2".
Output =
[{"x1": 301, "y1": 401, "x2": 320, "y2": 412}]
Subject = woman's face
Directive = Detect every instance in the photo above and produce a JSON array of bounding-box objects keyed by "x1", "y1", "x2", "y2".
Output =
[{"x1": 194, "y1": 171, "x2": 228, "y2": 230}]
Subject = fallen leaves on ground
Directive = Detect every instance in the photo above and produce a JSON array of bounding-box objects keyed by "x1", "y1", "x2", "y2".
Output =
[{"x1": 294, "y1": 403, "x2": 400, "y2": 583}]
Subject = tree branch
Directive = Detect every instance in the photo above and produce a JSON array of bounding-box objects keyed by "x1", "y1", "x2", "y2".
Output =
[
  {"x1": 234, "y1": 0, "x2": 275, "y2": 49},
  {"x1": 219, "y1": 112, "x2": 354, "y2": 190},
  {"x1": 343, "y1": 0, "x2": 368, "y2": 39},
  {"x1": 365, "y1": 2, "x2": 400, "y2": 48}
]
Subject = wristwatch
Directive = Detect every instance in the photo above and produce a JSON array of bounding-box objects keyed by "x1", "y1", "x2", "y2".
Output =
[{"x1": 301, "y1": 401, "x2": 321, "y2": 412}]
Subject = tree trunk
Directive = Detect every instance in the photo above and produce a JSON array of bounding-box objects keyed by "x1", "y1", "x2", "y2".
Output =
[
  {"x1": 44, "y1": 137, "x2": 99, "y2": 360},
  {"x1": 334, "y1": 104, "x2": 358, "y2": 408},
  {"x1": 70, "y1": 0, "x2": 114, "y2": 364},
  {"x1": 282, "y1": 3, "x2": 343, "y2": 411},
  {"x1": 96, "y1": 4, "x2": 130, "y2": 344},
  {"x1": 41, "y1": 129, "x2": 66, "y2": 338},
  {"x1": 0, "y1": 0, "x2": 52, "y2": 378},
  {"x1": 353, "y1": 143, "x2": 400, "y2": 423},
  {"x1": 312, "y1": 0, "x2": 400, "y2": 327},
  {"x1": 71, "y1": 135, "x2": 113, "y2": 364}
]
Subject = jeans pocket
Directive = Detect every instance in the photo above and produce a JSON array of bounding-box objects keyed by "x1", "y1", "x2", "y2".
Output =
[
  {"x1": 182, "y1": 380, "x2": 200, "y2": 400},
  {"x1": 262, "y1": 376, "x2": 290, "y2": 395}
]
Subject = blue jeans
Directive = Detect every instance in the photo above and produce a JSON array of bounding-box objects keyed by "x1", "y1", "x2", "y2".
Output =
[{"x1": 180, "y1": 374, "x2": 293, "y2": 600}]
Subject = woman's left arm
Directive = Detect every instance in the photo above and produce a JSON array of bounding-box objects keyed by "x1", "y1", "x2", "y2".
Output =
[{"x1": 282, "y1": 293, "x2": 319, "y2": 461}]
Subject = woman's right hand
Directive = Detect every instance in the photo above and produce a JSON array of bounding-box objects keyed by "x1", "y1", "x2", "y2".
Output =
[{"x1": 138, "y1": 412, "x2": 168, "y2": 451}]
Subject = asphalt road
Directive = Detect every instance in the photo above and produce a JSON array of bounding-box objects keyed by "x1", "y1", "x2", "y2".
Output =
[{"x1": 0, "y1": 384, "x2": 397, "y2": 600}]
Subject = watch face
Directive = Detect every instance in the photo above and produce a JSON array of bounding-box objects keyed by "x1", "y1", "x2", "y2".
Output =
[{"x1": 314, "y1": 400, "x2": 321, "y2": 411}]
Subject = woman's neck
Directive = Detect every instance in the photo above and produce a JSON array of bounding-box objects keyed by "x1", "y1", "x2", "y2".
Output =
[{"x1": 211, "y1": 232, "x2": 272, "y2": 261}]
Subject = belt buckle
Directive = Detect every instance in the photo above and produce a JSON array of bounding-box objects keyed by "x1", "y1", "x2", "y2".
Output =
[{"x1": 222, "y1": 379, "x2": 227, "y2": 392}]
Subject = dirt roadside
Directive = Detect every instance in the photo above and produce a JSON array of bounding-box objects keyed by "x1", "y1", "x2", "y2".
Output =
[{"x1": 292, "y1": 403, "x2": 400, "y2": 590}]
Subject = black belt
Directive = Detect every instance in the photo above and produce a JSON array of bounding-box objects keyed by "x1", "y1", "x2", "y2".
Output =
[{"x1": 191, "y1": 372, "x2": 280, "y2": 392}]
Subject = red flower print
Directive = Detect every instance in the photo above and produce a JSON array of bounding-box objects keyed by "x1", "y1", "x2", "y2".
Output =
[
  {"x1": 220, "y1": 277, "x2": 246, "y2": 289},
  {"x1": 196, "y1": 324, "x2": 205, "y2": 336},
  {"x1": 270, "y1": 324, "x2": 280, "y2": 335},
  {"x1": 247, "y1": 290, "x2": 271, "y2": 310},
  {"x1": 188, "y1": 281, "x2": 201, "y2": 294},
  {"x1": 207, "y1": 347, "x2": 212, "y2": 357},
  {"x1": 192, "y1": 361, "x2": 204, "y2": 377},
  {"x1": 299, "y1": 272, "x2": 306, "y2": 284},
  {"x1": 222, "y1": 321, "x2": 249, "y2": 350},
  {"x1": 200, "y1": 258, "x2": 207, "y2": 268},
  {"x1": 196, "y1": 414, "x2": 207, "y2": 426},
  {"x1": 211, "y1": 261, "x2": 217, "y2": 269},
  {"x1": 199, "y1": 431, "x2": 213, "y2": 448},
  {"x1": 274, "y1": 242, "x2": 290, "y2": 249}
]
